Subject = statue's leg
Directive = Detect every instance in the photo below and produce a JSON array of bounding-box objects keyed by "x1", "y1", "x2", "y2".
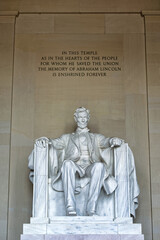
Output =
[
  {"x1": 61, "y1": 160, "x2": 77, "y2": 216},
  {"x1": 86, "y1": 162, "x2": 106, "y2": 215}
]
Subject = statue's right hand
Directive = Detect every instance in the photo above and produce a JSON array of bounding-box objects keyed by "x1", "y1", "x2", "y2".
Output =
[{"x1": 35, "y1": 137, "x2": 49, "y2": 148}]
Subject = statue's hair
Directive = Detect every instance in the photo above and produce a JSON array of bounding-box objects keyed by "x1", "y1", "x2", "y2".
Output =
[{"x1": 74, "y1": 107, "x2": 90, "y2": 120}]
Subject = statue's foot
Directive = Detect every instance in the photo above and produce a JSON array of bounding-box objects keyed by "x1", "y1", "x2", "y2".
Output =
[
  {"x1": 87, "y1": 210, "x2": 98, "y2": 216},
  {"x1": 89, "y1": 213, "x2": 98, "y2": 216},
  {"x1": 67, "y1": 207, "x2": 77, "y2": 216}
]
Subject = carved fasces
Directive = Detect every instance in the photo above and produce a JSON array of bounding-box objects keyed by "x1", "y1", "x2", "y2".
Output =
[{"x1": 32, "y1": 141, "x2": 49, "y2": 219}]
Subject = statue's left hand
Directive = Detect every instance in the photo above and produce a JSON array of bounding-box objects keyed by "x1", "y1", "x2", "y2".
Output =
[{"x1": 110, "y1": 137, "x2": 124, "y2": 148}]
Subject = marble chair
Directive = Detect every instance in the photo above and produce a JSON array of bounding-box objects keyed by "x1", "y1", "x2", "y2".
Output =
[{"x1": 28, "y1": 142, "x2": 139, "y2": 222}]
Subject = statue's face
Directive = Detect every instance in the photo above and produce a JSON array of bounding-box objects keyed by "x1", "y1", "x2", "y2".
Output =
[{"x1": 76, "y1": 111, "x2": 89, "y2": 129}]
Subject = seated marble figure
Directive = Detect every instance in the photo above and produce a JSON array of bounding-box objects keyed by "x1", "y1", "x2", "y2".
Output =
[{"x1": 28, "y1": 107, "x2": 140, "y2": 218}]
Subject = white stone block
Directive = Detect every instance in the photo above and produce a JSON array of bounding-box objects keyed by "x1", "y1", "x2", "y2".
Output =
[
  {"x1": 114, "y1": 217, "x2": 133, "y2": 224},
  {"x1": 47, "y1": 223, "x2": 117, "y2": 234},
  {"x1": 21, "y1": 234, "x2": 45, "y2": 240},
  {"x1": 20, "y1": 234, "x2": 144, "y2": 240},
  {"x1": 45, "y1": 235, "x2": 121, "y2": 240},
  {"x1": 23, "y1": 224, "x2": 47, "y2": 234},
  {"x1": 30, "y1": 217, "x2": 49, "y2": 224},
  {"x1": 50, "y1": 216, "x2": 113, "y2": 223},
  {"x1": 118, "y1": 224, "x2": 142, "y2": 234}
]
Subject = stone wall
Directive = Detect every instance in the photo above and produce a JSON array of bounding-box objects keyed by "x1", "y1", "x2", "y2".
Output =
[
  {"x1": 0, "y1": 4, "x2": 159, "y2": 240},
  {"x1": 144, "y1": 12, "x2": 160, "y2": 240},
  {"x1": 0, "y1": 13, "x2": 16, "y2": 240},
  {"x1": 0, "y1": 0, "x2": 160, "y2": 12}
]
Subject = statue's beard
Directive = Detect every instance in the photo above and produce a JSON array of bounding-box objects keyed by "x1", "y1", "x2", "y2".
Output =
[{"x1": 77, "y1": 122, "x2": 88, "y2": 129}]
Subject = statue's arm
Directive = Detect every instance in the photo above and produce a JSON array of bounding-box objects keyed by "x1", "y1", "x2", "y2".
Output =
[
  {"x1": 50, "y1": 135, "x2": 66, "y2": 150},
  {"x1": 97, "y1": 134, "x2": 124, "y2": 149},
  {"x1": 29, "y1": 134, "x2": 68, "y2": 179},
  {"x1": 97, "y1": 134, "x2": 110, "y2": 148},
  {"x1": 35, "y1": 135, "x2": 66, "y2": 150}
]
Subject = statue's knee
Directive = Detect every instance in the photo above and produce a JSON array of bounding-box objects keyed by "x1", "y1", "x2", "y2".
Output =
[
  {"x1": 93, "y1": 162, "x2": 105, "y2": 171},
  {"x1": 62, "y1": 160, "x2": 72, "y2": 169}
]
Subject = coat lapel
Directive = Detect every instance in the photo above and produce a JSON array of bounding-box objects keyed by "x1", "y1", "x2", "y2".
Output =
[
  {"x1": 87, "y1": 133, "x2": 94, "y2": 156},
  {"x1": 70, "y1": 133, "x2": 80, "y2": 150},
  {"x1": 70, "y1": 131, "x2": 95, "y2": 157}
]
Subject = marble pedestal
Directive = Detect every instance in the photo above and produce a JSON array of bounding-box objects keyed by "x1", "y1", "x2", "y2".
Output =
[
  {"x1": 21, "y1": 217, "x2": 144, "y2": 240},
  {"x1": 21, "y1": 234, "x2": 144, "y2": 240}
]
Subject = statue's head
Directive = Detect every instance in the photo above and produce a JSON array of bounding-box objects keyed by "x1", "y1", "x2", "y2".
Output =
[{"x1": 74, "y1": 107, "x2": 90, "y2": 129}]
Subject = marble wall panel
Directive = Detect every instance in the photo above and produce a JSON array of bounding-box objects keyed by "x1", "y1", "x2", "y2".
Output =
[
  {"x1": 16, "y1": 14, "x2": 54, "y2": 34},
  {"x1": 145, "y1": 14, "x2": 160, "y2": 240},
  {"x1": 54, "y1": 14, "x2": 105, "y2": 34},
  {"x1": 105, "y1": 14, "x2": 144, "y2": 34},
  {"x1": 79, "y1": 0, "x2": 160, "y2": 13},
  {"x1": 0, "y1": 0, "x2": 160, "y2": 13},
  {"x1": 7, "y1": 35, "x2": 36, "y2": 240},
  {"x1": 104, "y1": 15, "x2": 152, "y2": 238},
  {"x1": 0, "y1": 15, "x2": 15, "y2": 240},
  {"x1": 0, "y1": 0, "x2": 80, "y2": 12},
  {"x1": 122, "y1": 23, "x2": 151, "y2": 240}
]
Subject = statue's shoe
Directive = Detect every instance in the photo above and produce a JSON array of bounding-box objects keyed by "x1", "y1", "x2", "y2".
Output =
[
  {"x1": 87, "y1": 210, "x2": 98, "y2": 216},
  {"x1": 67, "y1": 207, "x2": 77, "y2": 216},
  {"x1": 90, "y1": 213, "x2": 98, "y2": 216}
]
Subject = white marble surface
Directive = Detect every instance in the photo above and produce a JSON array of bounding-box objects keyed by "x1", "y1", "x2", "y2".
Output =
[
  {"x1": 30, "y1": 141, "x2": 139, "y2": 219},
  {"x1": 50, "y1": 216, "x2": 114, "y2": 223},
  {"x1": 121, "y1": 236, "x2": 144, "y2": 240},
  {"x1": 21, "y1": 234, "x2": 144, "y2": 240},
  {"x1": 21, "y1": 235, "x2": 45, "y2": 240},
  {"x1": 118, "y1": 224, "x2": 142, "y2": 234},
  {"x1": 33, "y1": 144, "x2": 48, "y2": 218},
  {"x1": 48, "y1": 181, "x2": 115, "y2": 217},
  {"x1": 30, "y1": 218, "x2": 49, "y2": 224},
  {"x1": 114, "y1": 217, "x2": 133, "y2": 224},
  {"x1": 23, "y1": 217, "x2": 142, "y2": 235},
  {"x1": 28, "y1": 107, "x2": 140, "y2": 219},
  {"x1": 23, "y1": 224, "x2": 47, "y2": 234},
  {"x1": 114, "y1": 144, "x2": 130, "y2": 218},
  {"x1": 25, "y1": 108, "x2": 143, "y2": 240},
  {"x1": 45, "y1": 236, "x2": 120, "y2": 240},
  {"x1": 47, "y1": 223, "x2": 117, "y2": 234}
]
